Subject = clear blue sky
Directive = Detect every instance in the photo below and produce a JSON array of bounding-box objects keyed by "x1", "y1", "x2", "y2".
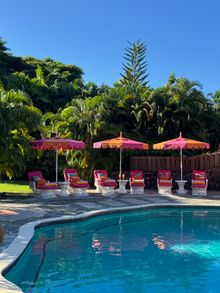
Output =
[{"x1": 1, "y1": 0, "x2": 220, "y2": 94}]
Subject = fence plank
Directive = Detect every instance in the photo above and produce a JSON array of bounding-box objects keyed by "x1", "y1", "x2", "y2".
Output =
[{"x1": 131, "y1": 152, "x2": 220, "y2": 172}]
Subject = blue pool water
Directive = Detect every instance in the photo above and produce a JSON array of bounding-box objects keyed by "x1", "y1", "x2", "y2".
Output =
[{"x1": 4, "y1": 208, "x2": 220, "y2": 292}]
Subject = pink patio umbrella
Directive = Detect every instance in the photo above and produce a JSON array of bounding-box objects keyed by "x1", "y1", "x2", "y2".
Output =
[
  {"x1": 153, "y1": 132, "x2": 210, "y2": 180},
  {"x1": 93, "y1": 132, "x2": 149, "y2": 179},
  {"x1": 32, "y1": 136, "x2": 85, "y2": 182}
]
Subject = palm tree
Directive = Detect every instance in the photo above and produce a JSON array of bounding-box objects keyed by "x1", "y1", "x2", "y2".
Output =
[
  {"x1": 154, "y1": 74, "x2": 211, "y2": 140},
  {"x1": 43, "y1": 97, "x2": 110, "y2": 180}
]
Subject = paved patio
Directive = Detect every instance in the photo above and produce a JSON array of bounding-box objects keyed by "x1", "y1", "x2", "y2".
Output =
[{"x1": 1, "y1": 189, "x2": 220, "y2": 253}]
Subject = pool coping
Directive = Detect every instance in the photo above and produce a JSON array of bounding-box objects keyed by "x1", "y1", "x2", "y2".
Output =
[{"x1": 1, "y1": 202, "x2": 220, "y2": 293}]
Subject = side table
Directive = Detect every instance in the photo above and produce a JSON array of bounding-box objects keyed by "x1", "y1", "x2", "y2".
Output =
[
  {"x1": 116, "y1": 179, "x2": 128, "y2": 194},
  {"x1": 58, "y1": 181, "x2": 68, "y2": 196},
  {"x1": 175, "y1": 180, "x2": 188, "y2": 195}
]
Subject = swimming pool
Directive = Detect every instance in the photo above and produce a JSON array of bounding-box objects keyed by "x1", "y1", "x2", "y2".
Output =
[{"x1": 4, "y1": 207, "x2": 220, "y2": 292}]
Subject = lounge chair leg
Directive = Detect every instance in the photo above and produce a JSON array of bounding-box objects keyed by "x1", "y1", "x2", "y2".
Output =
[
  {"x1": 158, "y1": 186, "x2": 172, "y2": 195},
  {"x1": 130, "y1": 186, "x2": 145, "y2": 194},
  {"x1": 67, "y1": 187, "x2": 88, "y2": 196},
  {"x1": 100, "y1": 186, "x2": 116, "y2": 196},
  {"x1": 192, "y1": 188, "x2": 207, "y2": 196}
]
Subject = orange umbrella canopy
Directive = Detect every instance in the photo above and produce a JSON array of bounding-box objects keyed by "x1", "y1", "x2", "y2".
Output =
[
  {"x1": 93, "y1": 132, "x2": 149, "y2": 150},
  {"x1": 93, "y1": 132, "x2": 149, "y2": 178},
  {"x1": 153, "y1": 133, "x2": 210, "y2": 180}
]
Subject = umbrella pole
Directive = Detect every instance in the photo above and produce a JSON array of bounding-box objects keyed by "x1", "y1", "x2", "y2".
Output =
[
  {"x1": 180, "y1": 147, "x2": 183, "y2": 180},
  {"x1": 119, "y1": 147, "x2": 122, "y2": 179},
  {"x1": 55, "y1": 149, "x2": 58, "y2": 182}
]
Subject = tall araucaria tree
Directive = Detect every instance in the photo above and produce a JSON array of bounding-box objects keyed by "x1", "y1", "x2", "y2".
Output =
[{"x1": 120, "y1": 40, "x2": 149, "y2": 90}]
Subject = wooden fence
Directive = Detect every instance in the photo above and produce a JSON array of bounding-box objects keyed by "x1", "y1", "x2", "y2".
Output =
[{"x1": 130, "y1": 152, "x2": 220, "y2": 190}]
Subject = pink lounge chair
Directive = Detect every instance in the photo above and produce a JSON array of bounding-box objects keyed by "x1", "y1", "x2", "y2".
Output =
[
  {"x1": 191, "y1": 170, "x2": 208, "y2": 196},
  {"x1": 63, "y1": 169, "x2": 90, "y2": 195},
  {"x1": 130, "y1": 170, "x2": 145, "y2": 194},
  {"x1": 94, "y1": 170, "x2": 117, "y2": 195},
  {"x1": 27, "y1": 171, "x2": 60, "y2": 196},
  {"x1": 157, "y1": 170, "x2": 172, "y2": 195}
]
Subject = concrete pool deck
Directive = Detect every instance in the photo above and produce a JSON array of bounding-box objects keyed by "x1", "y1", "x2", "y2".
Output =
[{"x1": 0, "y1": 189, "x2": 220, "y2": 292}]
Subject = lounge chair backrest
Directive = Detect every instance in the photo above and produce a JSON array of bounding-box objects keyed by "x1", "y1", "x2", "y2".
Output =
[
  {"x1": 130, "y1": 170, "x2": 144, "y2": 181},
  {"x1": 158, "y1": 170, "x2": 172, "y2": 180},
  {"x1": 192, "y1": 170, "x2": 207, "y2": 181},
  {"x1": 63, "y1": 169, "x2": 78, "y2": 181},
  {"x1": 94, "y1": 170, "x2": 108, "y2": 179},
  {"x1": 27, "y1": 171, "x2": 43, "y2": 183}
]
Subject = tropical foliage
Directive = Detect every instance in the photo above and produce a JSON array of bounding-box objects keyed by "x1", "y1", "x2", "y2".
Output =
[
  {"x1": 0, "y1": 37, "x2": 220, "y2": 181},
  {"x1": 0, "y1": 85, "x2": 42, "y2": 178}
]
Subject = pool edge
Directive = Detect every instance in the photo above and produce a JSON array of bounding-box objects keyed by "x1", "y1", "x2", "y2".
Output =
[{"x1": 1, "y1": 202, "x2": 220, "y2": 293}]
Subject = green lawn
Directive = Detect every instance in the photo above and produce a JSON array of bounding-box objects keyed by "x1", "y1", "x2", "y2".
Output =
[{"x1": 0, "y1": 181, "x2": 32, "y2": 193}]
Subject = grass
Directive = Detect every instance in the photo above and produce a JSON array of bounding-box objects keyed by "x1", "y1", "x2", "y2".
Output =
[{"x1": 0, "y1": 181, "x2": 32, "y2": 193}]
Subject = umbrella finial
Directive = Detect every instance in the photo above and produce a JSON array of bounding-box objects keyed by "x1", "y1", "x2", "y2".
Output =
[
  {"x1": 179, "y1": 132, "x2": 182, "y2": 138},
  {"x1": 120, "y1": 132, "x2": 123, "y2": 138}
]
